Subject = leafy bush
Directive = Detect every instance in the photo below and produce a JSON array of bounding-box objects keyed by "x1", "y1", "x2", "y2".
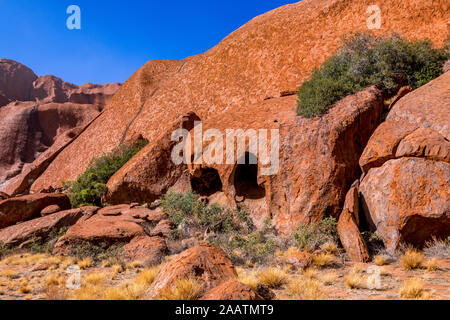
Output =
[
  {"x1": 292, "y1": 217, "x2": 338, "y2": 251},
  {"x1": 69, "y1": 241, "x2": 123, "y2": 262},
  {"x1": 297, "y1": 33, "x2": 449, "y2": 118},
  {"x1": 161, "y1": 191, "x2": 253, "y2": 235},
  {"x1": 67, "y1": 139, "x2": 148, "y2": 207},
  {"x1": 161, "y1": 191, "x2": 278, "y2": 264}
]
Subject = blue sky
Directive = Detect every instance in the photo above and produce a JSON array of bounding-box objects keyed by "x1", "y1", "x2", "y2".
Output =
[{"x1": 0, "y1": 0, "x2": 295, "y2": 85}]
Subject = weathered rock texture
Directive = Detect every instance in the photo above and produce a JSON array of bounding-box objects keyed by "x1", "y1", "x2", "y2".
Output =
[
  {"x1": 200, "y1": 280, "x2": 263, "y2": 301},
  {"x1": 148, "y1": 244, "x2": 237, "y2": 299},
  {"x1": 337, "y1": 183, "x2": 370, "y2": 262},
  {"x1": 0, "y1": 207, "x2": 98, "y2": 246},
  {"x1": 0, "y1": 59, "x2": 120, "y2": 192},
  {"x1": 0, "y1": 193, "x2": 71, "y2": 229},
  {"x1": 28, "y1": 0, "x2": 448, "y2": 235},
  {"x1": 52, "y1": 205, "x2": 171, "y2": 255},
  {"x1": 359, "y1": 72, "x2": 450, "y2": 253}
]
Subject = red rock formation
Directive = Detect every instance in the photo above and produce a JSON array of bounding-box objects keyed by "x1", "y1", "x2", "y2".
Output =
[
  {"x1": 31, "y1": 0, "x2": 447, "y2": 234},
  {"x1": 0, "y1": 206, "x2": 97, "y2": 246},
  {"x1": 200, "y1": 281, "x2": 263, "y2": 301},
  {"x1": 0, "y1": 59, "x2": 120, "y2": 190},
  {"x1": 120, "y1": 236, "x2": 169, "y2": 266},
  {"x1": 0, "y1": 193, "x2": 71, "y2": 229},
  {"x1": 0, "y1": 59, "x2": 37, "y2": 102},
  {"x1": 359, "y1": 72, "x2": 450, "y2": 253},
  {"x1": 52, "y1": 205, "x2": 169, "y2": 255},
  {"x1": 337, "y1": 183, "x2": 370, "y2": 262},
  {"x1": 148, "y1": 244, "x2": 237, "y2": 299}
]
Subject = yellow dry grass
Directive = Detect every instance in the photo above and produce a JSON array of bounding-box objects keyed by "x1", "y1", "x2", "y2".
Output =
[
  {"x1": 312, "y1": 253, "x2": 336, "y2": 269},
  {"x1": 400, "y1": 249, "x2": 424, "y2": 270},
  {"x1": 399, "y1": 279, "x2": 430, "y2": 300},
  {"x1": 77, "y1": 257, "x2": 94, "y2": 270},
  {"x1": 236, "y1": 267, "x2": 259, "y2": 291},
  {"x1": 85, "y1": 273, "x2": 107, "y2": 285},
  {"x1": 155, "y1": 278, "x2": 203, "y2": 301},
  {"x1": 345, "y1": 272, "x2": 366, "y2": 289},
  {"x1": 257, "y1": 268, "x2": 289, "y2": 289},
  {"x1": 322, "y1": 242, "x2": 338, "y2": 255},
  {"x1": 373, "y1": 255, "x2": 388, "y2": 266},
  {"x1": 286, "y1": 276, "x2": 328, "y2": 300},
  {"x1": 425, "y1": 258, "x2": 439, "y2": 272}
]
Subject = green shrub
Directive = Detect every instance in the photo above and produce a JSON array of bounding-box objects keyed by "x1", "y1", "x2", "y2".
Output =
[
  {"x1": 161, "y1": 191, "x2": 253, "y2": 234},
  {"x1": 292, "y1": 217, "x2": 338, "y2": 251},
  {"x1": 69, "y1": 241, "x2": 123, "y2": 262},
  {"x1": 297, "y1": 33, "x2": 449, "y2": 118},
  {"x1": 67, "y1": 139, "x2": 148, "y2": 207},
  {"x1": 160, "y1": 191, "x2": 278, "y2": 263}
]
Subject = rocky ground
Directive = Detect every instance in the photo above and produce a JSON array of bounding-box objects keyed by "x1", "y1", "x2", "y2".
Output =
[{"x1": 0, "y1": 246, "x2": 448, "y2": 300}]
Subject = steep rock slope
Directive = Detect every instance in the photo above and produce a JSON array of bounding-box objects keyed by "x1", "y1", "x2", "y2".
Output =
[
  {"x1": 0, "y1": 60, "x2": 121, "y2": 192},
  {"x1": 31, "y1": 0, "x2": 449, "y2": 234}
]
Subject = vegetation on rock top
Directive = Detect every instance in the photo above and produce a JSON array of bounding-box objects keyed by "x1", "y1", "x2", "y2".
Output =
[
  {"x1": 67, "y1": 139, "x2": 148, "y2": 207},
  {"x1": 297, "y1": 33, "x2": 449, "y2": 118}
]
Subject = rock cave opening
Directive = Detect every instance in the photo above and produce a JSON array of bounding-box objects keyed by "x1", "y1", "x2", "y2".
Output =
[
  {"x1": 233, "y1": 152, "x2": 266, "y2": 200},
  {"x1": 191, "y1": 168, "x2": 223, "y2": 197}
]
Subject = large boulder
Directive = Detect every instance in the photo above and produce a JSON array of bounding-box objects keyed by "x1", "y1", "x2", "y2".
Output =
[
  {"x1": 337, "y1": 183, "x2": 370, "y2": 262},
  {"x1": 0, "y1": 207, "x2": 98, "y2": 246},
  {"x1": 29, "y1": 0, "x2": 448, "y2": 235},
  {"x1": 200, "y1": 280, "x2": 263, "y2": 301},
  {"x1": 52, "y1": 205, "x2": 167, "y2": 254},
  {"x1": 120, "y1": 236, "x2": 169, "y2": 266},
  {"x1": 0, "y1": 193, "x2": 71, "y2": 229},
  {"x1": 360, "y1": 158, "x2": 449, "y2": 253},
  {"x1": 359, "y1": 72, "x2": 450, "y2": 253},
  {"x1": 148, "y1": 244, "x2": 237, "y2": 299}
]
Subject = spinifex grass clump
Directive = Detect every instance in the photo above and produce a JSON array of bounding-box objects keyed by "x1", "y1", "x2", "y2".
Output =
[
  {"x1": 297, "y1": 33, "x2": 449, "y2": 118},
  {"x1": 67, "y1": 139, "x2": 148, "y2": 207}
]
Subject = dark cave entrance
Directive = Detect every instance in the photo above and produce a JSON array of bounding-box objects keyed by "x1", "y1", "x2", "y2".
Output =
[
  {"x1": 233, "y1": 152, "x2": 266, "y2": 200},
  {"x1": 191, "y1": 168, "x2": 223, "y2": 196}
]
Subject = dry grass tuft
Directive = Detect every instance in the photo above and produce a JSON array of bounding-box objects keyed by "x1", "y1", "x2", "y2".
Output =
[
  {"x1": 77, "y1": 257, "x2": 94, "y2": 270},
  {"x1": 258, "y1": 268, "x2": 289, "y2": 289},
  {"x1": 322, "y1": 242, "x2": 338, "y2": 255},
  {"x1": 373, "y1": 255, "x2": 388, "y2": 266},
  {"x1": 400, "y1": 249, "x2": 424, "y2": 270},
  {"x1": 399, "y1": 279, "x2": 429, "y2": 300},
  {"x1": 156, "y1": 278, "x2": 203, "y2": 301},
  {"x1": 134, "y1": 265, "x2": 162, "y2": 286},
  {"x1": 286, "y1": 276, "x2": 328, "y2": 300},
  {"x1": 345, "y1": 272, "x2": 366, "y2": 289},
  {"x1": 425, "y1": 258, "x2": 439, "y2": 272},
  {"x1": 320, "y1": 272, "x2": 338, "y2": 286},
  {"x1": 85, "y1": 273, "x2": 107, "y2": 285},
  {"x1": 312, "y1": 253, "x2": 336, "y2": 269},
  {"x1": 236, "y1": 267, "x2": 259, "y2": 291}
]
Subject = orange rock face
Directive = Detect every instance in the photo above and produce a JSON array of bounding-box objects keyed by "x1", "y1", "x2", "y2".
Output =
[
  {"x1": 30, "y1": 0, "x2": 447, "y2": 235},
  {"x1": 0, "y1": 193, "x2": 71, "y2": 229},
  {"x1": 359, "y1": 72, "x2": 450, "y2": 253},
  {"x1": 0, "y1": 207, "x2": 96, "y2": 246},
  {"x1": 0, "y1": 59, "x2": 120, "y2": 190},
  {"x1": 120, "y1": 236, "x2": 169, "y2": 266},
  {"x1": 200, "y1": 280, "x2": 263, "y2": 301},
  {"x1": 148, "y1": 244, "x2": 237, "y2": 299},
  {"x1": 337, "y1": 183, "x2": 370, "y2": 263}
]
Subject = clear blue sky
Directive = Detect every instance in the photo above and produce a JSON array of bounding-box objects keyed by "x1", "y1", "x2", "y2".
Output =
[{"x1": 0, "y1": 0, "x2": 295, "y2": 85}]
